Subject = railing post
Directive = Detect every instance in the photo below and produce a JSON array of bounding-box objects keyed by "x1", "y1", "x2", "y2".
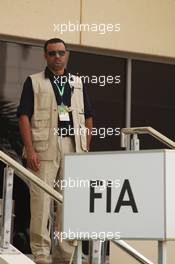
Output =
[
  {"x1": 131, "y1": 133, "x2": 140, "y2": 151},
  {"x1": 73, "y1": 240, "x2": 82, "y2": 264},
  {"x1": 0, "y1": 166, "x2": 14, "y2": 249},
  {"x1": 158, "y1": 241, "x2": 166, "y2": 264},
  {"x1": 89, "y1": 240, "x2": 107, "y2": 264}
]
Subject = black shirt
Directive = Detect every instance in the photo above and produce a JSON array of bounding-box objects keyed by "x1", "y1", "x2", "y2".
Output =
[{"x1": 17, "y1": 67, "x2": 93, "y2": 134}]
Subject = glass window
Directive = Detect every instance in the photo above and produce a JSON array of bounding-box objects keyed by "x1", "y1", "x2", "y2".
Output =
[{"x1": 132, "y1": 60, "x2": 175, "y2": 149}]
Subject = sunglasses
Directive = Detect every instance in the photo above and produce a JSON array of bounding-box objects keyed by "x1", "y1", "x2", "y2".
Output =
[{"x1": 47, "y1": 50, "x2": 66, "y2": 57}]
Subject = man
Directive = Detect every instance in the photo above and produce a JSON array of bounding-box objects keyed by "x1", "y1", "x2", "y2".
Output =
[{"x1": 17, "y1": 38, "x2": 93, "y2": 264}]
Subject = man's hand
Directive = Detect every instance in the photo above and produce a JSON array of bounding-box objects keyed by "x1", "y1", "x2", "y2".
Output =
[
  {"x1": 19, "y1": 115, "x2": 41, "y2": 172},
  {"x1": 26, "y1": 149, "x2": 40, "y2": 172}
]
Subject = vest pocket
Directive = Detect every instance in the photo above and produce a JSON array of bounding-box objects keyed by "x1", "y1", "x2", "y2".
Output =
[
  {"x1": 79, "y1": 124, "x2": 87, "y2": 151},
  {"x1": 33, "y1": 110, "x2": 50, "y2": 128},
  {"x1": 77, "y1": 112, "x2": 87, "y2": 151},
  {"x1": 78, "y1": 112, "x2": 85, "y2": 124},
  {"x1": 31, "y1": 128, "x2": 50, "y2": 152},
  {"x1": 35, "y1": 92, "x2": 51, "y2": 110}
]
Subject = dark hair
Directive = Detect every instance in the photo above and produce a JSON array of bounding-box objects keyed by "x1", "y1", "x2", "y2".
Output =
[{"x1": 44, "y1": 38, "x2": 67, "y2": 52}]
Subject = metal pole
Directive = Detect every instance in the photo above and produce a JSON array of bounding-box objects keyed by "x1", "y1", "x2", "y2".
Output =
[
  {"x1": 0, "y1": 166, "x2": 14, "y2": 249},
  {"x1": 89, "y1": 240, "x2": 106, "y2": 264},
  {"x1": 73, "y1": 240, "x2": 82, "y2": 264},
  {"x1": 101, "y1": 241, "x2": 107, "y2": 264},
  {"x1": 125, "y1": 58, "x2": 132, "y2": 150},
  {"x1": 126, "y1": 58, "x2": 132, "y2": 128},
  {"x1": 158, "y1": 241, "x2": 166, "y2": 264},
  {"x1": 0, "y1": 150, "x2": 63, "y2": 204},
  {"x1": 112, "y1": 240, "x2": 154, "y2": 264}
]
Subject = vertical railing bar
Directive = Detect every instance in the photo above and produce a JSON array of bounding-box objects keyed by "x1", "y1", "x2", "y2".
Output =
[{"x1": 0, "y1": 166, "x2": 14, "y2": 249}]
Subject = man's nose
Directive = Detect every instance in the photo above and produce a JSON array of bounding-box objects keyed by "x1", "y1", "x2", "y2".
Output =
[{"x1": 55, "y1": 53, "x2": 60, "y2": 58}]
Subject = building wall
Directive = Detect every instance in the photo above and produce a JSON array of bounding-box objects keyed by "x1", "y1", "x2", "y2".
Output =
[
  {"x1": 0, "y1": 0, "x2": 80, "y2": 44},
  {"x1": 0, "y1": 0, "x2": 175, "y2": 58},
  {"x1": 81, "y1": 0, "x2": 175, "y2": 58}
]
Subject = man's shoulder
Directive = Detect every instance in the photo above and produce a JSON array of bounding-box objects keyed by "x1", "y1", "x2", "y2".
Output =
[{"x1": 29, "y1": 71, "x2": 45, "y2": 80}]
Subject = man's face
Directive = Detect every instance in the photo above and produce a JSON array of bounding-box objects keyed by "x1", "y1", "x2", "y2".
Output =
[{"x1": 44, "y1": 42, "x2": 67, "y2": 72}]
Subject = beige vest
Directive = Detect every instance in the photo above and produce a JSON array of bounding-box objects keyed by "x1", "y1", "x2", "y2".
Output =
[{"x1": 24, "y1": 71, "x2": 87, "y2": 160}]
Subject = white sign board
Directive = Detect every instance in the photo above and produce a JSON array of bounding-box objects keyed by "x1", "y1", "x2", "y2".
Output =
[{"x1": 62, "y1": 150, "x2": 175, "y2": 240}]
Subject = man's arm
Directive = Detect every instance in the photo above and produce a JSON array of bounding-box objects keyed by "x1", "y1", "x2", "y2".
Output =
[
  {"x1": 85, "y1": 117, "x2": 93, "y2": 151},
  {"x1": 18, "y1": 77, "x2": 40, "y2": 172},
  {"x1": 19, "y1": 115, "x2": 40, "y2": 172}
]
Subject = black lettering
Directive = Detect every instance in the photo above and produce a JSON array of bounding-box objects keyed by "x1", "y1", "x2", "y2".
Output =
[
  {"x1": 106, "y1": 180, "x2": 112, "y2": 213},
  {"x1": 90, "y1": 180, "x2": 103, "y2": 212},
  {"x1": 114, "y1": 179, "x2": 138, "y2": 213}
]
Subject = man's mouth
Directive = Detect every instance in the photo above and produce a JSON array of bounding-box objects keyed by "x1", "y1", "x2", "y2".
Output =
[{"x1": 54, "y1": 62, "x2": 62, "y2": 65}]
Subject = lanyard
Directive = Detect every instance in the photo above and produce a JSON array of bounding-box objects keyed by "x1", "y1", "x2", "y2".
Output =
[
  {"x1": 54, "y1": 76, "x2": 65, "y2": 97},
  {"x1": 55, "y1": 82, "x2": 65, "y2": 97}
]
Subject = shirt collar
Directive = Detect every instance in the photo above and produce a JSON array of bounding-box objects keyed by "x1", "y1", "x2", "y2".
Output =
[{"x1": 44, "y1": 67, "x2": 68, "y2": 79}]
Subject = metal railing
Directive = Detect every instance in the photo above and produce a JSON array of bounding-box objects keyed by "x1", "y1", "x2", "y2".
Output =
[
  {"x1": 0, "y1": 151, "x2": 63, "y2": 258},
  {"x1": 112, "y1": 240, "x2": 154, "y2": 264},
  {"x1": 0, "y1": 126, "x2": 174, "y2": 264},
  {"x1": 121, "y1": 126, "x2": 175, "y2": 149},
  {"x1": 0, "y1": 151, "x2": 63, "y2": 204},
  {"x1": 0, "y1": 151, "x2": 83, "y2": 264},
  {"x1": 112, "y1": 126, "x2": 175, "y2": 264}
]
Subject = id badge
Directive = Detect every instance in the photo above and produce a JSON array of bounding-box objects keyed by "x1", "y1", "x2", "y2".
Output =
[{"x1": 58, "y1": 104, "x2": 70, "y2": 121}]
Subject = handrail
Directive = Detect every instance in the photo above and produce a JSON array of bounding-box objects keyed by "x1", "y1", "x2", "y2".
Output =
[
  {"x1": 121, "y1": 126, "x2": 175, "y2": 149},
  {"x1": 0, "y1": 151, "x2": 63, "y2": 204},
  {"x1": 112, "y1": 240, "x2": 154, "y2": 264},
  {"x1": 118, "y1": 126, "x2": 174, "y2": 264},
  {"x1": 1, "y1": 127, "x2": 173, "y2": 264}
]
